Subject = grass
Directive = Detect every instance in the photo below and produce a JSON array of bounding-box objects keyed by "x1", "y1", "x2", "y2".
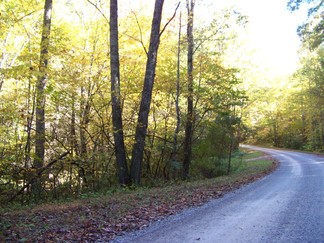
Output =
[
  {"x1": 239, "y1": 150, "x2": 264, "y2": 160},
  {"x1": 0, "y1": 149, "x2": 277, "y2": 242},
  {"x1": 232, "y1": 150, "x2": 273, "y2": 174}
]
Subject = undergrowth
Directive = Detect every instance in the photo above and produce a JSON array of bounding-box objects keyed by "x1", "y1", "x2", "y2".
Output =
[{"x1": 0, "y1": 149, "x2": 277, "y2": 242}]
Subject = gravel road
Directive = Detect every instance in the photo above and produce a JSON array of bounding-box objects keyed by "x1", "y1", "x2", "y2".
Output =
[{"x1": 112, "y1": 145, "x2": 324, "y2": 243}]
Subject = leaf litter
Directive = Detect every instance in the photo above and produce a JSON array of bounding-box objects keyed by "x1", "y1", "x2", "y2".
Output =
[{"x1": 0, "y1": 158, "x2": 277, "y2": 242}]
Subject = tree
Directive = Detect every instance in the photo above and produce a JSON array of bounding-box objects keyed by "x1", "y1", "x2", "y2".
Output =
[
  {"x1": 0, "y1": 0, "x2": 251, "y2": 203},
  {"x1": 130, "y1": 0, "x2": 165, "y2": 185},
  {"x1": 170, "y1": 11, "x2": 182, "y2": 170},
  {"x1": 33, "y1": 0, "x2": 53, "y2": 197},
  {"x1": 110, "y1": 0, "x2": 129, "y2": 185},
  {"x1": 297, "y1": 48, "x2": 324, "y2": 149},
  {"x1": 288, "y1": 0, "x2": 324, "y2": 49},
  {"x1": 183, "y1": 0, "x2": 195, "y2": 180}
]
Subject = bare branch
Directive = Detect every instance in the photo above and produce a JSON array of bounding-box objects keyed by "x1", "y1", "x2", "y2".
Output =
[
  {"x1": 86, "y1": 0, "x2": 109, "y2": 24},
  {"x1": 15, "y1": 9, "x2": 39, "y2": 23},
  {"x1": 122, "y1": 32, "x2": 144, "y2": 44},
  {"x1": 10, "y1": 151, "x2": 70, "y2": 202},
  {"x1": 160, "y1": 2, "x2": 181, "y2": 37},
  {"x1": 133, "y1": 11, "x2": 148, "y2": 56}
]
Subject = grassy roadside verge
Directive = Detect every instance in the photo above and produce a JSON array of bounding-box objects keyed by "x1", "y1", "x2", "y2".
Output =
[
  {"x1": 0, "y1": 150, "x2": 278, "y2": 242},
  {"x1": 249, "y1": 143, "x2": 324, "y2": 155}
]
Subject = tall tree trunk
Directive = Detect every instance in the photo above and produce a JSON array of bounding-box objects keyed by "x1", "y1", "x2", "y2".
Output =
[
  {"x1": 70, "y1": 99, "x2": 79, "y2": 157},
  {"x1": 78, "y1": 87, "x2": 91, "y2": 188},
  {"x1": 183, "y1": 0, "x2": 195, "y2": 180},
  {"x1": 33, "y1": 0, "x2": 52, "y2": 196},
  {"x1": 0, "y1": 30, "x2": 15, "y2": 92},
  {"x1": 25, "y1": 70, "x2": 35, "y2": 170},
  {"x1": 110, "y1": 0, "x2": 129, "y2": 185},
  {"x1": 24, "y1": 68, "x2": 35, "y2": 197},
  {"x1": 130, "y1": 0, "x2": 165, "y2": 185},
  {"x1": 171, "y1": 11, "x2": 182, "y2": 166},
  {"x1": 79, "y1": 86, "x2": 90, "y2": 157},
  {"x1": 0, "y1": 30, "x2": 11, "y2": 92}
]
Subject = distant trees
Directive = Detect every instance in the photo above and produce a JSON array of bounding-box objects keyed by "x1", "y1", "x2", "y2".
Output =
[
  {"x1": 248, "y1": 46, "x2": 324, "y2": 151},
  {"x1": 295, "y1": 48, "x2": 324, "y2": 150},
  {"x1": 242, "y1": 0, "x2": 324, "y2": 150}
]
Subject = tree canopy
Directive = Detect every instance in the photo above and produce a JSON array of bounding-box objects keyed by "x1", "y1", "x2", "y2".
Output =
[{"x1": 1, "y1": 0, "x2": 322, "y2": 205}]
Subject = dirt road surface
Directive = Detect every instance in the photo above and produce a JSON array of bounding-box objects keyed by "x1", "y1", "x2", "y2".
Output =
[{"x1": 112, "y1": 145, "x2": 324, "y2": 243}]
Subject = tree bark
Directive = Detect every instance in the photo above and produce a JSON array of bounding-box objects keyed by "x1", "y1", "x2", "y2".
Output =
[
  {"x1": 183, "y1": 0, "x2": 195, "y2": 180},
  {"x1": 110, "y1": 0, "x2": 129, "y2": 185},
  {"x1": 79, "y1": 86, "x2": 90, "y2": 156},
  {"x1": 171, "y1": 11, "x2": 182, "y2": 171},
  {"x1": 130, "y1": 0, "x2": 165, "y2": 185},
  {"x1": 70, "y1": 99, "x2": 79, "y2": 157},
  {"x1": 33, "y1": 0, "x2": 52, "y2": 196}
]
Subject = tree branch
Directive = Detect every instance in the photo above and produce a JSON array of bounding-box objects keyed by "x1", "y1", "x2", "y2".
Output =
[
  {"x1": 160, "y1": 2, "x2": 181, "y2": 37},
  {"x1": 86, "y1": 0, "x2": 109, "y2": 24},
  {"x1": 10, "y1": 151, "x2": 70, "y2": 202},
  {"x1": 133, "y1": 11, "x2": 148, "y2": 56}
]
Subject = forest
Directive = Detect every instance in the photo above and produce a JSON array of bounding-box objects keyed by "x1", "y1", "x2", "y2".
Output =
[{"x1": 0, "y1": 0, "x2": 323, "y2": 205}]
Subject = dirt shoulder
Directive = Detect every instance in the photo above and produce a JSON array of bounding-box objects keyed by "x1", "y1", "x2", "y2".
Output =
[{"x1": 0, "y1": 156, "x2": 278, "y2": 242}]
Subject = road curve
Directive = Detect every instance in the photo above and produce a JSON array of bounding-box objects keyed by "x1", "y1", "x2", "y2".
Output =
[{"x1": 113, "y1": 145, "x2": 324, "y2": 243}]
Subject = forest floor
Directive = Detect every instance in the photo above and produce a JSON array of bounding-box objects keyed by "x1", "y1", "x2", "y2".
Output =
[{"x1": 0, "y1": 151, "x2": 278, "y2": 242}]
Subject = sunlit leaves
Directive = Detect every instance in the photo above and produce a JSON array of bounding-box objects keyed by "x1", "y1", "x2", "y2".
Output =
[
  {"x1": 288, "y1": 0, "x2": 323, "y2": 49},
  {"x1": 0, "y1": 0, "x2": 252, "y2": 200}
]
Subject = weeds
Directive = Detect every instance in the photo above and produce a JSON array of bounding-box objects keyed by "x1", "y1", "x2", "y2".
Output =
[{"x1": 0, "y1": 149, "x2": 277, "y2": 242}]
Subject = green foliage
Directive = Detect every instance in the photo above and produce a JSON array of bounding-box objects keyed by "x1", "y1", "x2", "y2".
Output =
[
  {"x1": 288, "y1": 0, "x2": 324, "y2": 49},
  {"x1": 0, "y1": 1, "x2": 249, "y2": 205},
  {"x1": 192, "y1": 149, "x2": 263, "y2": 179},
  {"x1": 192, "y1": 112, "x2": 243, "y2": 179},
  {"x1": 244, "y1": 46, "x2": 324, "y2": 151},
  {"x1": 192, "y1": 157, "x2": 227, "y2": 178}
]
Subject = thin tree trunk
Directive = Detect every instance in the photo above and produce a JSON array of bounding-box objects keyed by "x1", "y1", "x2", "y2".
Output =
[
  {"x1": 171, "y1": 11, "x2": 182, "y2": 165},
  {"x1": 145, "y1": 105, "x2": 157, "y2": 176},
  {"x1": 33, "y1": 0, "x2": 52, "y2": 197},
  {"x1": 183, "y1": 0, "x2": 195, "y2": 180},
  {"x1": 79, "y1": 37, "x2": 96, "y2": 158},
  {"x1": 227, "y1": 135, "x2": 234, "y2": 174},
  {"x1": 24, "y1": 68, "x2": 35, "y2": 197},
  {"x1": 130, "y1": 0, "x2": 165, "y2": 185},
  {"x1": 110, "y1": 0, "x2": 129, "y2": 185},
  {"x1": 71, "y1": 99, "x2": 79, "y2": 156},
  {"x1": 79, "y1": 86, "x2": 91, "y2": 156},
  {"x1": 24, "y1": 72, "x2": 35, "y2": 169},
  {"x1": 78, "y1": 90, "x2": 91, "y2": 188},
  {"x1": 0, "y1": 30, "x2": 11, "y2": 92}
]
